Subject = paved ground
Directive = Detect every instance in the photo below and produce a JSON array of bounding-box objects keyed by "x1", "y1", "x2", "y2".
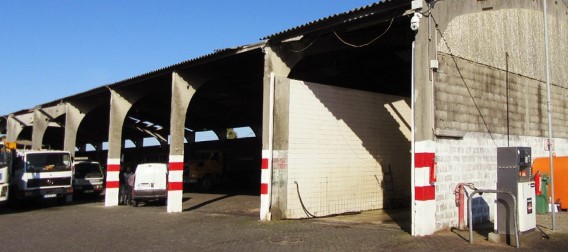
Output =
[{"x1": 1, "y1": 192, "x2": 567, "y2": 251}]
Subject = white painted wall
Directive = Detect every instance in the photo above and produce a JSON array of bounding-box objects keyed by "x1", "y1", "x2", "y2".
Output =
[{"x1": 285, "y1": 80, "x2": 411, "y2": 218}]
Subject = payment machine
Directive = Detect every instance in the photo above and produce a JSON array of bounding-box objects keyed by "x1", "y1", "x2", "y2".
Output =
[{"x1": 496, "y1": 147, "x2": 536, "y2": 235}]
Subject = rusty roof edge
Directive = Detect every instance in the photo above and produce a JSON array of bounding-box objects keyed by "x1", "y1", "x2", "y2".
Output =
[{"x1": 261, "y1": 0, "x2": 408, "y2": 41}]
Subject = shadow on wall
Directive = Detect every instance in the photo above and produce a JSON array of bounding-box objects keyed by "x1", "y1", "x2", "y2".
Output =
[
  {"x1": 468, "y1": 196, "x2": 490, "y2": 230},
  {"x1": 292, "y1": 80, "x2": 411, "y2": 211}
]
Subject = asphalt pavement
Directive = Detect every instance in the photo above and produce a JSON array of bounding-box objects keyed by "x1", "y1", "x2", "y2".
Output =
[{"x1": 1, "y1": 192, "x2": 567, "y2": 251}]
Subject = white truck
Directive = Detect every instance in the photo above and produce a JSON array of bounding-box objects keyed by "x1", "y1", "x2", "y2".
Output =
[
  {"x1": 8, "y1": 148, "x2": 74, "y2": 204},
  {"x1": 0, "y1": 141, "x2": 12, "y2": 204}
]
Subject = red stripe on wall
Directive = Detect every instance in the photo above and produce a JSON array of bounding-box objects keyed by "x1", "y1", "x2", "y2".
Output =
[
  {"x1": 107, "y1": 164, "x2": 120, "y2": 172},
  {"x1": 260, "y1": 183, "x2": 268, "y2": 195},
  {"x1": 415, "y1": 152, "x2": 435, "y2": 168},
  {"x1": 415, "y1": 185, "x2": 435, "y2": 201},
  {"x1": 168, "y1": 182, "x2": 183, "y2": 191},
  {"x1": 261, "y1": 158, "x2": 268, "y2": 169},
  {"x1": 106, "y1": 181, "x2": 119, "y2": 189},
  {"x1": 169, "y1": 162, "x2": 184, "y2": 171}
]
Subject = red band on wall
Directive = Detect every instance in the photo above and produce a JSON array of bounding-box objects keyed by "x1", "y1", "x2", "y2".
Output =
[
  {"x1": 415, "y1": 153, "x2": 435, "y2": 168},
  {"x1": 260, "y1": 183, "x2": 268, "y2": 195},
  {"x1": 415, "y1": 185, "x2": 435, "y2": 201},
  {"x1": 169, "y1": 162, "x2": 184, "y2": 171},
  {"x1": 106, "y1": 181, "x2": 119, "y2": 189},
  {"x1": 261, "y1": 158, "x2": 269, "y2": 169},
  {"x1": 107, "y1": 164, "x2": 120, "y2": 172},
  {"x1": 168, "y1": 182, "x2": 183, "y2": 191}
]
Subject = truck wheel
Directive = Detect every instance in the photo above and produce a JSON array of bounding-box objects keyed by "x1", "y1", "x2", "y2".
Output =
[
  {"x1": 57, "y1": 195, "x2": 68, "y2": 205},
  {"x1": 201, "y1": 175, "x2": 213, "y2": 192}
]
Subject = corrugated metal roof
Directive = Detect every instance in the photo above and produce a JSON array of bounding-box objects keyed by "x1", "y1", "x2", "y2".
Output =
[{"x1": 261, "y1": 0, "x2": 404, "y2": 40}]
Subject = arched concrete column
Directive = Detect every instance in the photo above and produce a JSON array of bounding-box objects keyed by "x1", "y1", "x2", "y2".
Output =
[
  {"x1": 260, "y1": 44, "x2": 301, "y2": 220},
  {"x1": 185, "y1": 131, "x2": 195, "y2": 144},
  {"x1": 105, "y1": 89, "x2": 143, "y2": 207},
  {"x1": 7, "y1": 113, "x2": 32, "y2": 142},
  {"x1": 213, "y1": 129, "x2": 227, "y2": 142},
  {"x1": 31, "y1": 104, "x2": 66, "y2": 150},
  {"x1": 64, "y1": 103, "x2": 86, "y2": 157},
  {"x1": 167, "y1": 71, "x2": 205, "y2": 213},
  {"x1": 132, "y1": 137, "x2": 144, "y2": 149}
]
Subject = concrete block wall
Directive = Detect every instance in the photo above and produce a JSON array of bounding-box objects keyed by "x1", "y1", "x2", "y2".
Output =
[
  {"x1": 285, "y1": 80, "x2": 411, "y2": 218},
  {"x1": 435, "y1": 132, "x2": 568, "y2": 230}
]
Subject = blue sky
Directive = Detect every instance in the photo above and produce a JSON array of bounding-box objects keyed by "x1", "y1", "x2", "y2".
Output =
[{"x1": 0, "y1": 1, "x2": 378, "y2": 115}]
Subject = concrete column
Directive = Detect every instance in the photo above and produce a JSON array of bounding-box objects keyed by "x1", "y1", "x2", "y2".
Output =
[
  {"x1": 168, "y1": 71, "x2": 204, "y2": 213},
  {"x1": 7, "y1": 113, "x2": 32, "y2": 142},
  {"x1": 185, "y1": 131, "x2": 195, "y2": 144},
  {"x1": 0, "y1": 117, "x2": 6, "y2": 135},
  {"x1": 260, "y1": 44, "x2": 301, "y2": 220},
  {"x1": 105, "y1": 89, "x2": 141, "y2": 207},
  {"x1": 32, "y1": 105, "x2": 65, "y2": 150},
  {"x1": 133, "y1": 137, "x2": 144, "y2": 149},
  {"x1": 64, "y1": 103, "x2": 86, "y2": 157},
  {"x1": 412, "y1": 10, "x2": 437, "y2": 236},
  {"x1": 95, "y1": 142, "x2": 103, "y2": 152},
  {"x1": 77, "y1": 143, "x2": 87, "y2": 152},
  {"x1": 213, "y1": 129, "x2": 227, "y2": 142}
]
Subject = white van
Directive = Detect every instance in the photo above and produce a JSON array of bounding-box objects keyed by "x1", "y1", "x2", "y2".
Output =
[{"x1": 131, "y1": 163, "x2": 167, "y2": 207}]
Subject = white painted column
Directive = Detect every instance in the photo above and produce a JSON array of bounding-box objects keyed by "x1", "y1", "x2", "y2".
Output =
[
  {"x1": 167, "y1": 155, "x2": 184, "y2": 212},
  {"x1": 259, "y1": 73, "x2": 275, "y2": 221},
  {"x1": 105, "y1": 158, "x2": 121, "y2": 206},
  {"x1": 413, "y1": 140, "x2": 436, "y2": 236}
]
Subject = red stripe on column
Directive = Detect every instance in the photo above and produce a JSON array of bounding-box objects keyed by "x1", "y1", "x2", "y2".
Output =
[
  {"x1": 168, "y1": 182, "x2": 183, "y2": 191},
  {"x1": 169, "y1": 162, "x2": 184, "y2": 171},
  {"x1": 415, "y1": 185, "x2": 435, "y2": 201},
  {"x1": 261, "y1": 158, "x2": 268, "y2": 169},
  {"x1": 415, "y1": 153, "x2": 435, "y2": 168},
  {"x1": 106, "y1": 181, "x2": 119, "y2": 189},
  {"x1": 260, "y1": 183, "x2": 268, "y2": 195},
  {"x1": 107, "y1": 164, "x2": 120, "y2": 172}
]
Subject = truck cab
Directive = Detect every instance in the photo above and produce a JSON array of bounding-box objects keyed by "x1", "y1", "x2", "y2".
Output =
[
  {"x1": 9, "y1": 149, "x2": 73, "y2": 204},
  {"x1": 183, "y1": 150, "x2": 223, "y2": 191},
  {"x1": 0, "y1": 141, "x2": 11, "y2": 203}
]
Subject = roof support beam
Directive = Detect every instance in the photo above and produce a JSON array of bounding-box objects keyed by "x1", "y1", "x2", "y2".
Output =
[
  {"x1": 31, "y1": 104, "x2": 65, "y2": 150},
  {"x1": 6, "y1": 113, "x2": 32, "y2": 142},
  {"x1": 64, "y1": 102, "x2": 86, "y2": 156}
]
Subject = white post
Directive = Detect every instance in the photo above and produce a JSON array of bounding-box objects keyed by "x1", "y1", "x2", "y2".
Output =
[
  {"x1": 260, "y1": 72, "x2": 275, "y2": 221},
  {"x1": 542, "y1": 0, "x2": 556, "y2": 230}
]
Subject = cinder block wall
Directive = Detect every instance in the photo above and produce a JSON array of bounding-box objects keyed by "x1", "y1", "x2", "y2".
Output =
[
  {"x1": 436, "y1": 133, "x2": 568, "y2": 230},
  {"x1": 285, "y1": 80, "x2": 411, "y2": 218}
]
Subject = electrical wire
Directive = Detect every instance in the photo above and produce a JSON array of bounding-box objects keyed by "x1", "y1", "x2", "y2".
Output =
[
  {"x1": 333, "y1": 16, "x2": 395, "y2": 48},
  {"x1": 294, "y1": 181, "x2": 361, "y2": 219},
  {"x1": 430, "y1": 13, "x2": 498, "y2": 147},
  {"x1": 290, "y1": 35, "x2": 319, "y2": 53}
]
